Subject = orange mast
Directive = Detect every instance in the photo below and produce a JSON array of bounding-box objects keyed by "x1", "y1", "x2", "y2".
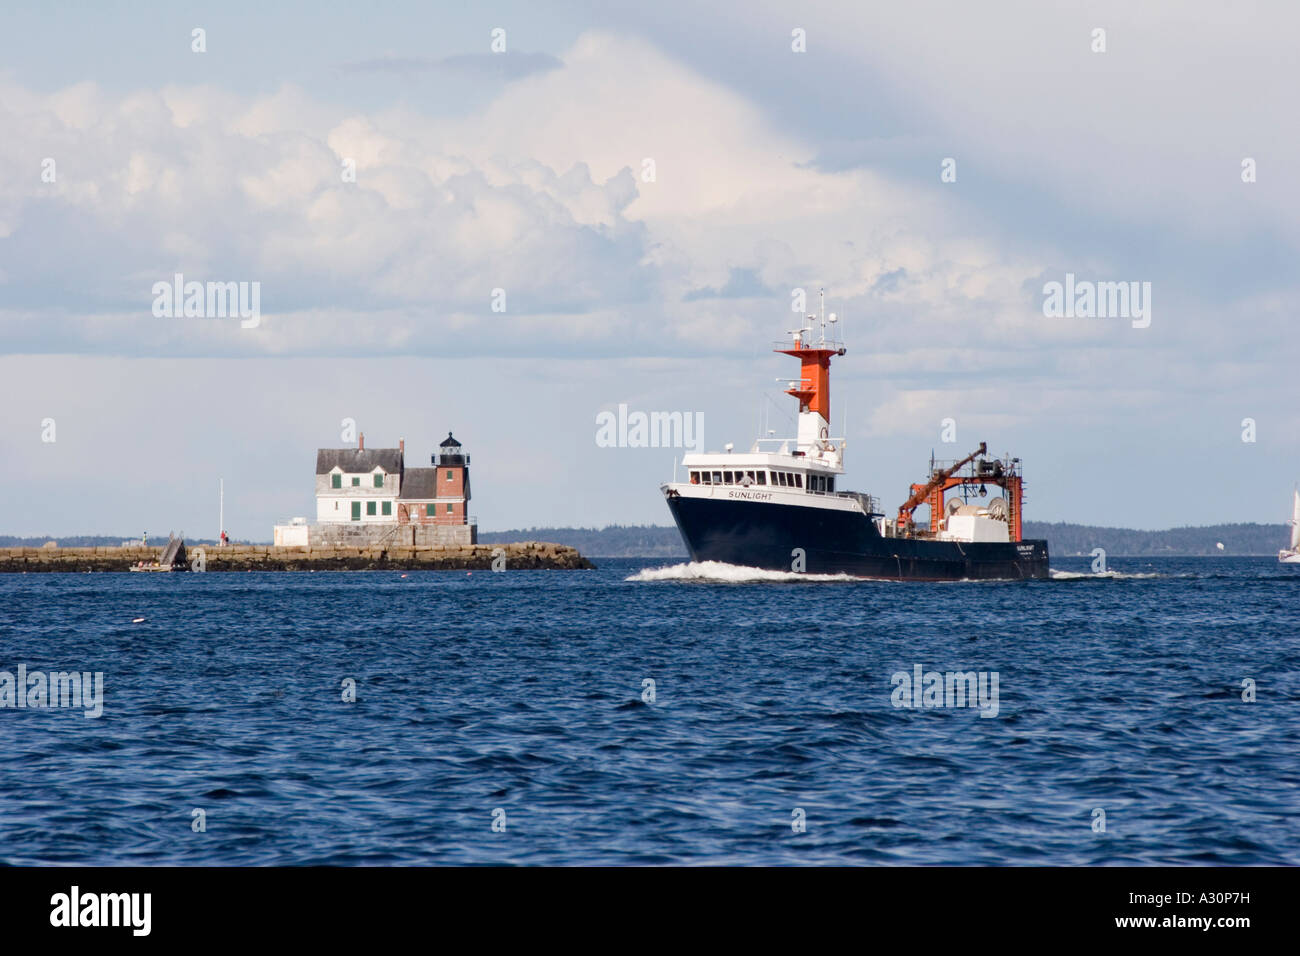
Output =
[{"x1": 776, "y1": 289, "x2": 845, "y2": 425}]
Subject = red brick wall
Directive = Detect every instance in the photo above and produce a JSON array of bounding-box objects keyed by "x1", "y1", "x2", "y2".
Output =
[
  {"x1": 441, "y1": 466, "x2": 464, "y2": 497},
  {"x1": 400, "y1": 466, "x2": 468, "y2": 525}
]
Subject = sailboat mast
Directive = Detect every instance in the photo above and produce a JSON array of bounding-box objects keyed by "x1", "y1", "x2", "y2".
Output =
[{"x1": 1291, "y1": 489, "x2": 1300, "y2": 550}]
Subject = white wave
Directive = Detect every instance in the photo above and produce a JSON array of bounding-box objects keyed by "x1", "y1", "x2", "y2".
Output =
[
  {"x1": 1049, "y1": 569, "x2": 1162, "y2": 580},
  {"x1": 626, "y1": 560, "x2": 864, "y2": 583}
]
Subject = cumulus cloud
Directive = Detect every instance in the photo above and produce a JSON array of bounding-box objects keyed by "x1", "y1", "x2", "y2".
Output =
[{"x1": 0, "y1": 30, "x2": 1055, "y2": 364}]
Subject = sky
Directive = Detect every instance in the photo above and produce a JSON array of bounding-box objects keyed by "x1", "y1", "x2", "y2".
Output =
[{"x1": 1, "y1": 1, "x2": 1298, "y2": 538}]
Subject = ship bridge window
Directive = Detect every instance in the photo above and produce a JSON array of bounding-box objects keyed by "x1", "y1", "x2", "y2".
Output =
[
  {"x1": 794, "y1": 473, "x2": 803, "y2": 489},
  {"x1": 689, "y1": 471, "x2": 700, "y2": 484},
  {"x1": 755, "y1": 472, "x2": 766, "y2": 485},
  {"x1": 777, "y1": 472, "x2": 788, "y2": 487},
  {"x1": 711, "y1": 471, "x2": 722, "y2": 484},
  {"x1": 723, "y1": 471, "x2": 734, "y2": 484}
]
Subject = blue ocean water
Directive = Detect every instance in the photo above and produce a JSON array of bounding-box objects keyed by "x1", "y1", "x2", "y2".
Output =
[{"x1": 1, "y1": 556, "x2": 1296, "y2": 865}]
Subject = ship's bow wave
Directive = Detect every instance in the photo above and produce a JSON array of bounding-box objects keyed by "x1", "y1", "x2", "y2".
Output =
[{"x1": 626, "y1": 560, "x2": 863, "y2": 583}]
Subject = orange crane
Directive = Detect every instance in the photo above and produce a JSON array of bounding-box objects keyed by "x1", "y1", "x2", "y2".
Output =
[{"x1": 897, "y1": 442, "x2": 987, "y2": 531}]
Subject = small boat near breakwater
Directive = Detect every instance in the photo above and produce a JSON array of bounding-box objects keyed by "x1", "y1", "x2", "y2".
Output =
[{"x1": 127, "y1": 533, "x2": 187, "y2": 572}]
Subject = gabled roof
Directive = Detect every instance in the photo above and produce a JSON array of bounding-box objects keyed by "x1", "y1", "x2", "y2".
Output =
[
  {"x1": 316, "y1": 448, "x2": 403, "y2": 475},
  {"x1": 397, "y1": 467, "x2": 440, "y2": 500}
]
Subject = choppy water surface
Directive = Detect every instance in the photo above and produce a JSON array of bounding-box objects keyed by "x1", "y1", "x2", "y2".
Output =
[{"x1": 1, "y1": 556, "x2": 1296, "y2": 865}]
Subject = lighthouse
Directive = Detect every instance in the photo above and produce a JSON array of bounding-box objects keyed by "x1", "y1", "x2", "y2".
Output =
[{"x1": 431, "y1": 432, "x2": 471, "y2": 525}]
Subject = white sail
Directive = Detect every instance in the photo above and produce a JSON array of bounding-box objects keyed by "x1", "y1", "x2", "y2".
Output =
[{"x1": 1292, "y1": 489, "x2": 1300, "y2": 550}]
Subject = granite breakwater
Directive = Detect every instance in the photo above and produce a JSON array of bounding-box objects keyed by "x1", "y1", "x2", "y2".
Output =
[{"x1": 0, "y1": 542, "x2": 594, "y2": 572}]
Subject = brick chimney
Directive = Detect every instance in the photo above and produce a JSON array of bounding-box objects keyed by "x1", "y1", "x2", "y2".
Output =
[
  {"x1": 359, "y1": 432, "x2": 364, "y2": 451},
  {"x1": 399, "y1": 438, "x2": 405, "y2": 457}
]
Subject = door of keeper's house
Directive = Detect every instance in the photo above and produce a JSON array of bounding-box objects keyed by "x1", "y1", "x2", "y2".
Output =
[{"x1": 351, "y1": 501, "x2": 361, "y2": 520}]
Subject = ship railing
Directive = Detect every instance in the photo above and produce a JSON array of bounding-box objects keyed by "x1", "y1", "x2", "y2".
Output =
[
  {"x1": 835, "y1": 491, "x2": 881, "y2": 515},
  {"x1": 927, "y1": 454, "x2": 1022, "y2": 479},
  {"x1": 770, "y1": 339, "x2": 846, "y2": 352},
  {"x1": 751, "y1": 437, "x2": 848, "y2": 453}
]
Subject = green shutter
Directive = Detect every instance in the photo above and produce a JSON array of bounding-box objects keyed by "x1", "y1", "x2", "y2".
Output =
[
  {"x1": 366, "y1": 501, "x2": 376, "y2": 516},
  {"x1": 351, "y1": 476, "x2": 360, "y2": 486},
  {"x1": 332, "y1": 473, "x2": 341, "y2": 489},
  {"x1": 446, "y1": 469, "x2": 453, "y2": 480},
  {"x1": 351, "y1": 501, "x2": 360, "y2": 520},
  {"x1": 446, "y1": 503, "x2": 453, "y2": 513},
  {"x1": 382, "y1": 501, "x2": 391, "y2": 516},
  {"x1": 374, "y1": 473, "x2": 383, "y2": 487},
  {"x1": 425, "y1": 504, "x2": 434, "y2": 516}
]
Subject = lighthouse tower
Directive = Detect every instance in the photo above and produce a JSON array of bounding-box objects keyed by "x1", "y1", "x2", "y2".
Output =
[{"x1": 433, "y1": 432, "x2": 471, "y2": 526}]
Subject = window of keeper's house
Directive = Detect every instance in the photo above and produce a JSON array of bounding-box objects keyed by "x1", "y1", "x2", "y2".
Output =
[
  {"x1": 331, "y1": 473, "x2": 341, "y2": 488},
  {"x1": 352, "y1": 477, "x2": 360, "y2": 486},
  {"x1": 446, "y1": 503, "x2": 453, "y2": 513},
  {"x1": 426, "y1": 504, "x2": 434, "y2": 516},
  {"x1": 382, "y1": 501, "x2": 391, "y2": 515},
  {"x1": 366, "y1": 501, "x2": 376, "y2": 515},
  {"x1": 374, "y1": 473, "x2": 384, "y2": 487}
]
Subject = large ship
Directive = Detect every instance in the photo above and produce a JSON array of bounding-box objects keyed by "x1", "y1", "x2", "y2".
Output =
[{"x1": 661, "y1": 293, "x2": 1049, "y2": 581}]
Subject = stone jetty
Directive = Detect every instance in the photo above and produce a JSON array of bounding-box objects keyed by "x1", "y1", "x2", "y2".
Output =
[{"x1": 0, "y1": 542, "x2": 594, "y2": 573}]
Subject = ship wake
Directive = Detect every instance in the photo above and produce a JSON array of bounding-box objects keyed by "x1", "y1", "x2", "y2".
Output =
[
  {"x1": 627, "y1": 561, "x2": 864, "y2": 583},
  {"x1": 1049, "y1": 569, "x2": 1163, "y2": 580}
]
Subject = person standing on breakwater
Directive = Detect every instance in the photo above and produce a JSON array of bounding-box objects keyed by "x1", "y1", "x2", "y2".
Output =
[{"x1": 220, "y1": 531, "x2": 228, "y2": 547}]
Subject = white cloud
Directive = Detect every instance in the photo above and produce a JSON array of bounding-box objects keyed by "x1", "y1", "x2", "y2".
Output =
[{"x1": 0, "y1": 31, "x2": 1054, "y2": 365}]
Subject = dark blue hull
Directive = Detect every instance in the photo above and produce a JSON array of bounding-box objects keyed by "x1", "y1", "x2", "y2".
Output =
[{"x1": 665, "y1": 494, "x2": 1049, "y2": 581}]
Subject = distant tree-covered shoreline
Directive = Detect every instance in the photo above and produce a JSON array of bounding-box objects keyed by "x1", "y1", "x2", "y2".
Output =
[{"x1": 5, "y1": 521, "x2": 1288, "y2": 557}]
